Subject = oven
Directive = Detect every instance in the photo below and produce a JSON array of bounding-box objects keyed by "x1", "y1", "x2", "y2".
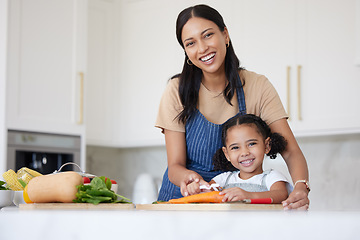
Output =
[{"x1": 7, "y1": 130, "x2": 81, "y2": 174}]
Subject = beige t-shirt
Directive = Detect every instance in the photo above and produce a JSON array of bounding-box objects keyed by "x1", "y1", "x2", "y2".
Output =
[{"x1": 155, "y1": 70, "x2": 288, "y2": 132}]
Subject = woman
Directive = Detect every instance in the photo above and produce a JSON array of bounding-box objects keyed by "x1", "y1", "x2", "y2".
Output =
[{"x1": 155, "y1": 4, "x2": 310, "y2": 210}]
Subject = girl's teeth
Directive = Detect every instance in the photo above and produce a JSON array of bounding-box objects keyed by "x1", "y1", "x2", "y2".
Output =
[{"x1": 241, "y1": 159, "x2": 254, "y2": 164}]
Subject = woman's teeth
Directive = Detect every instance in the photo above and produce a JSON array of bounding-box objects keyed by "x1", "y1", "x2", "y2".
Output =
[{"x1": 200, "y1": 53, "x2": 215, "y2": 62}]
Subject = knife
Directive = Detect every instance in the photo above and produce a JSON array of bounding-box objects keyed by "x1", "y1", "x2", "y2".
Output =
[{"x1": 229, "y1": 198, "x2": 273, "y2": 204}]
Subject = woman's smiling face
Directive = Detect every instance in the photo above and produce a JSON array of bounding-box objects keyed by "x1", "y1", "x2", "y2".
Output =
[{"x1": 181, "y1": 17, "x2": 229, "y2": 75}]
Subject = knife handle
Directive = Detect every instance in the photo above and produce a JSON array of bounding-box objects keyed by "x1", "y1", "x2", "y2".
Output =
[{"x1": 247, "y1": 198, "x2": 273, "y2": 204}]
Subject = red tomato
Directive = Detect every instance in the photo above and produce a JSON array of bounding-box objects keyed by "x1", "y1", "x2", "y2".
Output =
[
  {"x1": 83, "y1": 177, "x2": 90, "y2": 184},
  {"x1": 104, "y1": 177, "x2": 116, "y2": 184}
]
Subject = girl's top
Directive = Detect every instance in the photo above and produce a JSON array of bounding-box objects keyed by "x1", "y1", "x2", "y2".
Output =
[{"x1": 213, "y1": 169, "x2": 294, "y2": 194}]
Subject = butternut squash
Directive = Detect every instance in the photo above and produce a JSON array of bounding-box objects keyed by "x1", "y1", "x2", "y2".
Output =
[{"x1": 27, "y1": 171, "x2": 83, "y2": 203}]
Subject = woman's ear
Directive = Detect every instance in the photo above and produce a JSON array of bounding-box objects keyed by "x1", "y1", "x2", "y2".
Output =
[
  {"x1": 223, "y1": 27, "x2": 230, "y2": 44},
  {"x1": 265, "y1": 137, "x2": 271, "y2": 154},
  {"x1": 222, "y1": 146, "x2": 231, "y2": 162}
]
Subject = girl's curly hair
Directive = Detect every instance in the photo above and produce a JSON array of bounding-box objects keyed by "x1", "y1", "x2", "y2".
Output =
[{"x1": 213, "y1": 114, "x2": 287, "y2": 171}]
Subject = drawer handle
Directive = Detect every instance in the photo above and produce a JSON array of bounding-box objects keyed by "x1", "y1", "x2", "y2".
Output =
[
  {"x1": 78, "y1": 72, "x2": 84, "y2": 124},
  {"x1": 297, "y1": 65, "x2": 302, "y2": 121},
  {"x1": 286, "y1": 66, "x2": 291, "y2": 120}
]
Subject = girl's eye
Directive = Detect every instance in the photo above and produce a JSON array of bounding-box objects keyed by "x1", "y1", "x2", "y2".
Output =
[
  {"x1": 248, "y1": 142, "x2": 257, "y2": 147},
  {"x1": 230, "y1": 146, "x2": 239, "y2": 150}
]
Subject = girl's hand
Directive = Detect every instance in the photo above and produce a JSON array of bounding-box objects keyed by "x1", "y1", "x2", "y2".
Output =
[
  {"x1": 179, "y1": 172, "x2": 209, "y2": 196},
  {"x1": 220, "y1": 187, "x2": 250, "y2": 202},
  {"x1": 282, "y1": 185, "x2": 310, "y2": 210}
]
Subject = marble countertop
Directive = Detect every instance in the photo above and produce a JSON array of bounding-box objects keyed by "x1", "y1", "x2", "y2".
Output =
[{"x1": 1, "y1": 206, "x2": 359, "y2": 240}]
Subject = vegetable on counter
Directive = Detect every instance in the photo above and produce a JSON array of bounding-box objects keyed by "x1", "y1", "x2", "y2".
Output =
[
  {"x1": 26, "y1": 171, "x2": 83, "y2": 203},
  {"x1": 168, "y1": 191, "x2": 224, "y2": 204},
  {"x1": 73, "y1": 176, "x2": 131, "y2": 205},
  {"x1": 83, "y1": 177, "x2": 91, "y2": 184},
  {"x1": 2, "y1": 168, "x2": 42, "y2": 191},
  {"x1": 0, "y1": 180, "x2": 10, "y2": 190}
]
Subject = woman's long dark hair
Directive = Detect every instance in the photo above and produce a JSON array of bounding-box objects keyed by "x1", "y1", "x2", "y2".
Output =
[
  {"x1": 174, "y1": 4, "x2": 243, "y2": 124},
  {"x1": 213, "y1": 114, "x2": 288, "y2": 171}
]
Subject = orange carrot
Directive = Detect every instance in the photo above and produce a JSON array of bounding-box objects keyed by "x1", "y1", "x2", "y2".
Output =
[{"x1": 168, "y1": 191, "x2": 224, "y2": 204}]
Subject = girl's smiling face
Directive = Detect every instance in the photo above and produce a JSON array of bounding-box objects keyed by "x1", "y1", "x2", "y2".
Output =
[
  {"x1": 222, "y1": 124, "x2": 270, "y2": 179},
  {"x1": 181, "y1": 17, "x2": 229, "y2": 76}
]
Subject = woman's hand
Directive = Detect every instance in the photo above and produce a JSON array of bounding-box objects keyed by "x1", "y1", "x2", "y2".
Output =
[
  {"x1": 269, "y1": 119, "x2": 310, "y2": 210},
  {"x1": 219, "y1": 187, "x2": 251, "y2": 202},
  {"x1": 282, "y1": 184, "x2": 310, "y2": 210},
  {"x1": 180, "y1": 172, "x2": 209, "y2": 196}
]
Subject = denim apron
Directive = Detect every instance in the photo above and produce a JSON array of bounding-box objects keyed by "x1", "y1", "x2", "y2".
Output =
[{"x1": 157, "y1": 76, "x2": 246, "y2": 201}]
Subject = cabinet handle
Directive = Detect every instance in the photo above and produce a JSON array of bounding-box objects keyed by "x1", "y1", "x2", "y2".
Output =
[
  {"x1": 78, "y1": 72, "x2": 84, "y2": 124},
  {"x1": 286, "y1": 66, "x2": 291, "y2": 120},
  {"x1": 297, "y1": 65, "x2": 302, "y2": 121}
]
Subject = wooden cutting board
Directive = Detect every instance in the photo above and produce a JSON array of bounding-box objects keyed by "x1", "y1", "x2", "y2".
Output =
[
  {"x1": 136, "y1": 203, "x2": 283, "y2": 211},
  {"x1": 19, "y1": 203, "x2": 135, "y2": 210}
]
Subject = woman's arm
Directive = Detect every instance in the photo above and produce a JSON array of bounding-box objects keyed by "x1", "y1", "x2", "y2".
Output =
[
  {"x1": 164, "y1": 129, "x2": 209, "y2": 196},
  {"x1": 269, "y1": 118, "x2": 310, "y2": 210}
]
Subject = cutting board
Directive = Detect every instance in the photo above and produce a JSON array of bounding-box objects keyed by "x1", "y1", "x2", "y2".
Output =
[
  {"x1": 136, "y1": 203, "x2": 283, "y2": 211},
  {"x1": 19, "y1": 203, "x2": 135, "y2": 210}
]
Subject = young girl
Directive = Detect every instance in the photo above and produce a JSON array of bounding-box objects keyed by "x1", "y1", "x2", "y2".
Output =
[{"x1": 188, "y1": 114, "x2": 293, "y2": 203}]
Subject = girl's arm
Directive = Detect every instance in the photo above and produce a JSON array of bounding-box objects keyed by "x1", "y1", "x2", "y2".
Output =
[
  {"x1": 220, "y1": 181, "x2": 288, "y2": 203},
  {"x1": 269, "y1": 118, "x2": 310, "y2": 209},
  {"x1": 164, "y1": 129, "x2": 209, "y2": 196}
]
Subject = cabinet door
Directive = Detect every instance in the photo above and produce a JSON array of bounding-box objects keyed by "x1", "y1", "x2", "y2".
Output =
[
  {"x1": 86, "y1": 0, "x2": 116, "y2": 145},
  {"x1": 289, "y1": 0, "x2": 360, "y2": 136},
  {"x1": 227, "y1": 0, "x2": 297, "y2": 117},
  {"x1": 6, "y1": 0, "x2": 87, "y2": 135}
]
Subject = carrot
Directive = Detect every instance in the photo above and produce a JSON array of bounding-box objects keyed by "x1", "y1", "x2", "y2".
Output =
[{"x1": 168, "y1": 191, "x2": 223, "y2": 204}]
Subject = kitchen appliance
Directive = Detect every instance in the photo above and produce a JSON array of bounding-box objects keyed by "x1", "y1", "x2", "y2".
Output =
[
  {"x1": 132, "y1": 173, "x2": 158, "y2": 204},
  {"x1": 7, "y1": 130, "x2": 81, "y2": 174}
]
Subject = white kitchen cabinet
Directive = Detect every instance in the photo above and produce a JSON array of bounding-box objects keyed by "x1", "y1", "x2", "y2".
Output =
[
  {"x1": 6, "y1": 0, "x2": 87, "y2": 136},
  {"x1": 231, "y1": 0, "x2": 360, "y2": 136},
  {"x1": 86, "y1": 0, "x2": 118, "y2": 146},
  {"x1": 289, "y1": 0, "x2": 360, "y2": 136},
  {"x1": 86, "y1": 0, "x2": 177, "y2": 147},
  {"x1": 86, "y1": 0, "x2": 360, "y2": 148}
]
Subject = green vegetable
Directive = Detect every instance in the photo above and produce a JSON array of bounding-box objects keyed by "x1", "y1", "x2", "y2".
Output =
[
  {"x1": 18, "y1": 179, "x2": 27, "y2": 188},
  {"x1": 0, "y1": 180, "x2": 10, "y2": 190},
  {"x1": 73, "y1": 176, "x2": 131, "y2": 205}
]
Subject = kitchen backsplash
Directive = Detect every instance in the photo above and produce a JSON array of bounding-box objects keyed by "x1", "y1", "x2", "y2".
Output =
[{"x1": 86, "y1": 133, "x2": 360, "y2": 210}]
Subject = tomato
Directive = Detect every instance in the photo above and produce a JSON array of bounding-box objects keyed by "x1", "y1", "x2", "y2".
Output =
[
  {"x1": 83, "y1": 177, "x2": 90, "y2": 184},
  {"x1": 23, "y1": 185, "x2": 33, "y2": 204},
  {"x1": 104, "y1": 177, "x2": 116, "y2": 184}
]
